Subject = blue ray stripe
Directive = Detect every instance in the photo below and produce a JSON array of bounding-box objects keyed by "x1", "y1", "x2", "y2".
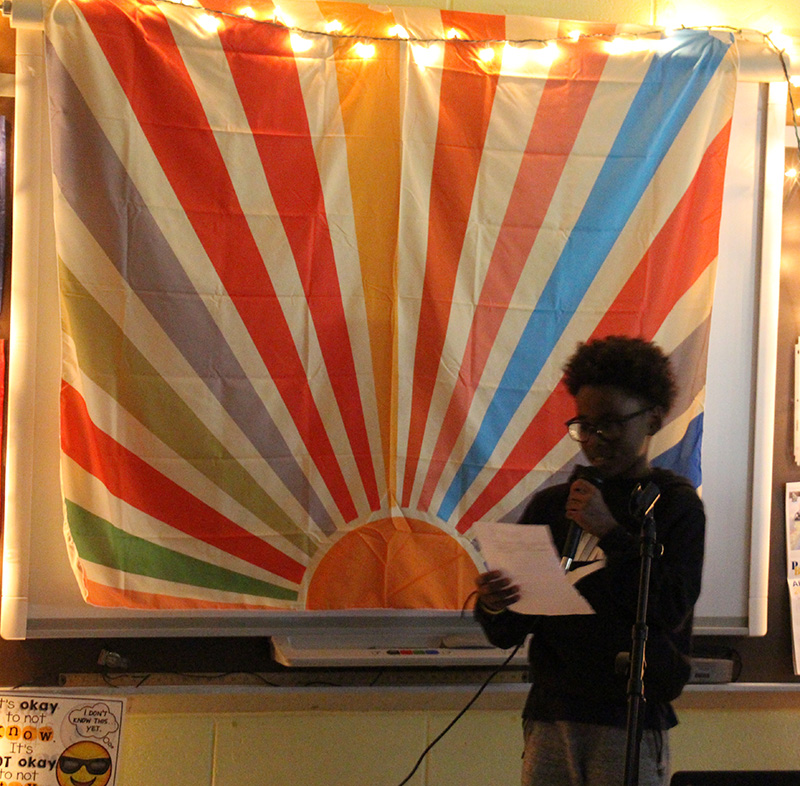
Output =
[
  {"x1": 652, "y1": 412, "x2": 704, "y2": 488},
  {"x1": 438, "y1": 31, "x2": 731, "y2": 521},
  {"x1": 497, "y1": 412, "x2": 703, "y2": 525}
]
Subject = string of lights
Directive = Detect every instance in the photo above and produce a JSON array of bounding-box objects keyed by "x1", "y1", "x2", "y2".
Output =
[
  {"x1": 156, "y1": 0, "x2": 800, "y2": 166},
  {"x1": 150, "y1": 1, "x2": 800, "y2": 199},
  {"x1": 159, "y1": 0, "x2": 796, "y2": 55}
]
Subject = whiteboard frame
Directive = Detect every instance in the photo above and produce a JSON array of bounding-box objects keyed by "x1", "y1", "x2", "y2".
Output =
[{"x1": 0, "y1": 27, "x2": 787, "y2": 641}]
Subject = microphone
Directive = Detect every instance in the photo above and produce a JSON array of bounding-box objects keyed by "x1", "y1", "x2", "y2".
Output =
[{"x1": 561, "y1": 465, "x2": 603, "y2": 572}]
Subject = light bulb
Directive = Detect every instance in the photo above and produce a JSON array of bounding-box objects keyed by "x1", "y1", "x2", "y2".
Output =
[
  {"x1": 531, "y1": 41, "x2": 559, "y2": 64},
  {"x1": 769, "y1": 31, "x2": 794, "y2": 53},
  {"x1": 198, "y1": 13, "x2": 220, "y2": 31},
  {"x1": 605, "y1": 36, "x2": 660, "y2": 55},
  {"x1": 502, "y1": 43, "x2": 524, "y2": 66},
  {"x1": 272, "y1": 5, "x2": 292, "y2": 26},
  {"x1": 388, "y1": 25, "x2": 409, "y2": 39},
  {"x1": 411, "y1": 43, "x2": 440, "y2": 67},
  {"x1": 290, "y1": 34, "x2": 313, "y2": 52},
  {"x1": 354, "y1": 42, "x2": 376, "y2": 59}
]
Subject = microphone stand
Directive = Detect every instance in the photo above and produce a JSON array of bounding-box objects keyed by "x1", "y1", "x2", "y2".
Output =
[{"x1": 623, "y1": 481, "x2": 661, "y2": 786}]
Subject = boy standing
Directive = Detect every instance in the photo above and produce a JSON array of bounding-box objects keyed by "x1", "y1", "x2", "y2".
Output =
[{"x1": 475, "y1": 336, "x2": 705, "y2": 786}]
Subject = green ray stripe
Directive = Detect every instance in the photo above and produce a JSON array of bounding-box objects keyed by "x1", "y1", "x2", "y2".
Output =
[
  {"x1": 66, "y1": 500, "x2": 298, "y2": 600},
  {"x1": 60, "y1": 260, "x2": 315, "y2": 557}
]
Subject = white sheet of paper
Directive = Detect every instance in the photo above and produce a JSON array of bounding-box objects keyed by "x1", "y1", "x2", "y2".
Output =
[{"x1": 472, "y1": 521, "x2": 596, "y2": 615}]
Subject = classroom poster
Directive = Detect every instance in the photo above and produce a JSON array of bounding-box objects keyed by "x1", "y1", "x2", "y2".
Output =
[
  {"x1": 785, "y1": 482, "x2": 800, "y2": 674},
  {"x1": 0, "y1": 694, "x2": 124, "y2": 786}
]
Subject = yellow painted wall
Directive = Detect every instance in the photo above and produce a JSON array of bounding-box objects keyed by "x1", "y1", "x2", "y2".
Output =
[
  {"x1": 108, "y1": 689, "x2": 800, "y2": 785},
  {"x1": 2, "y1": 0, "x2": 800, "y2": 783},
  {"x1": 352, "y1": 0, "x2": 800, "y2": 36}
]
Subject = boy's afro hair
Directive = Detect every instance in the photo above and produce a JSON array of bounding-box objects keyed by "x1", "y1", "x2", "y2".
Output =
[{"x1": 562, "y1": 336, "x2": 677, "y2": 413}]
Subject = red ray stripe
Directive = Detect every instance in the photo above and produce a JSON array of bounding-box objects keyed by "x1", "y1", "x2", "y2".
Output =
[
  {"x1": 417, "y1": 32, "x2": 613, "y2": 512},
  {"x1": 61, "y1": 381, "x2": 306, "y2": 584},
  {"x1": 217, "y1": 18, "x2": 380, "y2": 511},
  {"x1": 77, "y1": 0, "x2": 359, "y2": 522},
  {"x1": 455, "y1": 119, "x2": 732, "y2": 532},
  {"x1": 401, "y1": 11, "x2": 506, "y2": 507}
]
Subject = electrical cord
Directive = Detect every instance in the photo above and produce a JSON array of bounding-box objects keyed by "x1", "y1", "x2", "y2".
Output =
[
  {"x1": 395, "y1": 640, "x2": 524, "y2": 786},
  {"x1": 98, "y1": 670, "x2": 284, "y2": 688}
]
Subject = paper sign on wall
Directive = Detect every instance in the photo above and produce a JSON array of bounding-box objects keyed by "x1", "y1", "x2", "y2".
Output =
[
  {"x1": 785, "y1": 483, "x2": 800, "y2": 674},
  {"x1": 0, "y1": 694, "x2": 125, "y2": 786}
]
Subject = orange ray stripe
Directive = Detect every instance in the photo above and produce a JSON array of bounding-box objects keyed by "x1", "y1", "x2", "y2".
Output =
[
  {"x1": 401, "y1": 11, "x2": 506, "y2": 508},
  {"x1": 82, "y1": 577, "x2": 283, "y2": 610},
  {"x1": 218, "y1": 14, "x2": 380, "y2": 511},
  {"x1": 323, "y1": 6, "x2": 402, "y2": 505}
]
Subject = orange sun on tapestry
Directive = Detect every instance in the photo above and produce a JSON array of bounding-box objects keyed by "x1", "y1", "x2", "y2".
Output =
[{"x1": 305, "y1": 518, "x2": 479, "y2": 610}]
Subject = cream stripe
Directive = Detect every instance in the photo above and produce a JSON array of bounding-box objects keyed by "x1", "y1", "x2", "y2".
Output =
[
  {"x1": 432, "y1": 45, "x2": 735, "y2": 519},
  {"x1": 394, "y1": 20, "x2": 446, "y2": 504},
  {"x1": 78, "y1": 558, "x2": 298, "y2": 609},
  {"x1": 159, "y1": 1, "x2": 370, "y2": 519},
  {"x1": 46, "y1": 2, "x2": 345, "y2": 529},
  {"x1": 62, "y1": 455, "x2": 302, "y2": 590},
  {"x1": 55, "y1": 187, "x2": 328, "y2": 549},
  {"x1": 60, "y1": 355, "x2": 313, "y2": 567},
  {"x1": 408, "y1": 38, "x2": 555, "y2": 507}
]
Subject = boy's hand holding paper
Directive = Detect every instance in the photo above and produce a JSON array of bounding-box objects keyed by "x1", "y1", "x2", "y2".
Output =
[{"x1": 472, "y1": 521, "x2": 599, "y2": 615}]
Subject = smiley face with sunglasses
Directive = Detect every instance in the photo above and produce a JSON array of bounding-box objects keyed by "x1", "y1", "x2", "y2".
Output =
[{"x1": 56, "y1": 741, "x2": 113, "y2": 786}]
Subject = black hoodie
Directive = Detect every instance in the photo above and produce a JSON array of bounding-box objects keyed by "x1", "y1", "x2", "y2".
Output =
[{"x1": 475, "y1": 467, "x2": 705, "y2": 730}]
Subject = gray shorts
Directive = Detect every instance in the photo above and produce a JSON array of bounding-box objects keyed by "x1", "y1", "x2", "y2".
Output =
[{"x1": 521, "y1": 718, "x2": 670, "y2": 786}]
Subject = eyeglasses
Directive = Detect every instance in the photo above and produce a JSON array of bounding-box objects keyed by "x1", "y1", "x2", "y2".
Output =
[
  {"x1": 565, "y1": 407, "x2": 651, "y2": 443},
  {"x1": 58, "y1": 756, "x2": 112, "y2": 776}
]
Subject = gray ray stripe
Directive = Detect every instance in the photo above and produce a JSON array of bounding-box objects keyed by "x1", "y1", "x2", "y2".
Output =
[{"x1": 46, "y1": 40, "x2": 336, "y2": 535}]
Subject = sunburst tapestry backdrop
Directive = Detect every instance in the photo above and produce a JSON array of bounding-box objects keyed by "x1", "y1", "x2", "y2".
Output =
[{"x1": 43, "y1": 0, "x2": 738, "y2": 612}]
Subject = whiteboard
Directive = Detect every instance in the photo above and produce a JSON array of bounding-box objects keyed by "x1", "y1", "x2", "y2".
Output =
[
  {"x1": 697, "y1": 79, "x2": 783, "y2": 635},
  {"x1": 0, "y1": 29, "x2": 786, "y2": 640}
]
